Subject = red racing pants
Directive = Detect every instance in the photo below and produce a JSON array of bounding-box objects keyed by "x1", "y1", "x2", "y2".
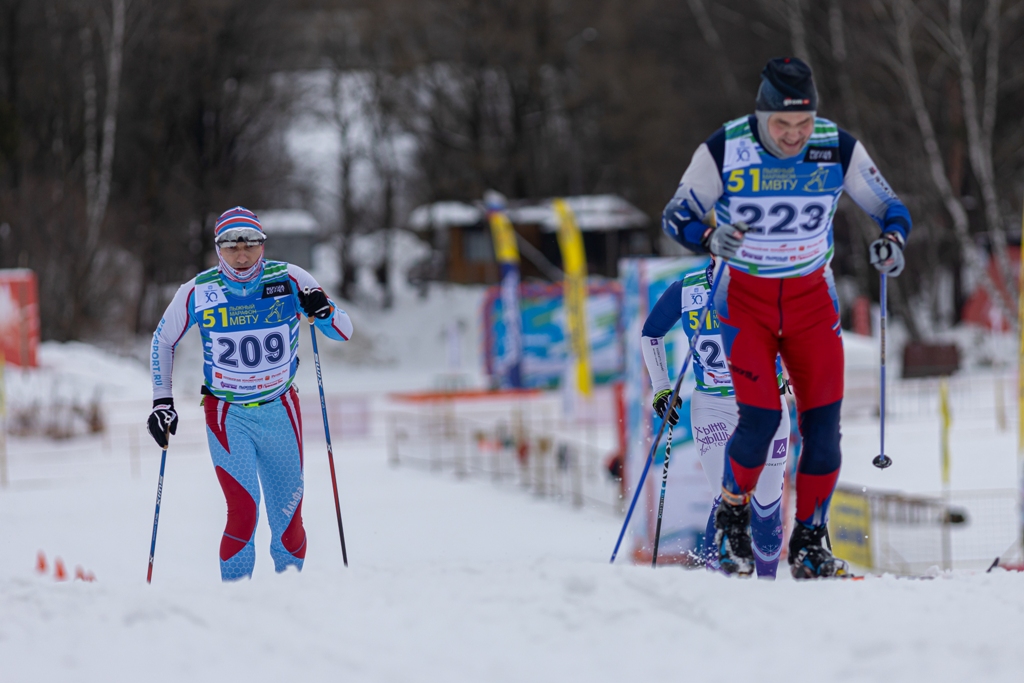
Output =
[{"x1": 713, "y1": 265, "x2": 844, "y2": 526}]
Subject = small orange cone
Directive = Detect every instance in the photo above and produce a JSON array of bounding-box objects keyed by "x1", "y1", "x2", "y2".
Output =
[
  {"x1": 54, "y1": 557, "x2": 67, "y2": 581},
  {"x1": 75, "y1": 566, "x2": 86, "y2": 581},
  {"x1": 36, "y1": 551, "x2": 48, "y2": 574},
  {"x1": 84, "y1": 571, "x2": 96, "y2": 583}
]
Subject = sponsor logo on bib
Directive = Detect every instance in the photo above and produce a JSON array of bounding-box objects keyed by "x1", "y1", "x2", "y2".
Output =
[
  {"x1": 262, "y1": 281, "x2": 290, "y2": 298},
  {"x1": 804, "y1": 146, "x2": 837, "y2": 163}
]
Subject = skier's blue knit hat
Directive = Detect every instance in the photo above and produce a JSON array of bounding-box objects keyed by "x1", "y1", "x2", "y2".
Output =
[{"x1": 755, "y1": 57, "x2": 817, "y2": 112}]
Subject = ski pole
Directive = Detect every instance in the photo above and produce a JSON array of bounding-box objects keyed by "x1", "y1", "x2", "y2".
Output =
[
  {"x1": 651, "y1": 424, "x2": 674, "y2": 567},
  {"x1": 309, "y1": 318, "x2": 349, "y2": 566},
  {"x1": 610, "y1": 256, "x2": 729, "y2": 564},
  {"x1": 146, "y1": 433, "x2": 168, "y2": 584},
  {"x1": 873, "y1": 273, "x2": 892, "y2": 469}
]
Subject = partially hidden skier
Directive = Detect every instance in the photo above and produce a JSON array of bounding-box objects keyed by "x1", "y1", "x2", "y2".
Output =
[
  {"x1": 147, "y1": 207, "x2": 353, "y2": 581},
  {"x1": 642, "y1": 260, "x2": 790, "y2": 578},
  {"x1": 662, "y1": 57, "x2": 911, "y2": 578}
]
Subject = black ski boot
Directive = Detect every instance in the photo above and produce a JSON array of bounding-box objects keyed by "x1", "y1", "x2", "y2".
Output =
[
  {"x1": 788, "y1": 522, "x2": 850, "y2": 579},
  {"x1": 714, "y1": 498, "x2": 755, "y2": 576}
]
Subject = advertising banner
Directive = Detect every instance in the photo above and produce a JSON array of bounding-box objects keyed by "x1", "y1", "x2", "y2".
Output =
[
  {"x1": 828, "y1": 488, "x2": 873, "y2": 569},
  {"x1": 0, "y1": 269, "x2": 40, "y2": 368},
  {"x1": 486, "y1": 198, "x2": 523, "y2": 388},
  {"x1": 553, "y1": 199, "x2": 591, "y2": 397},
  {"x1": 483, "y1": 282, "x2": 622, "y2": 390}
]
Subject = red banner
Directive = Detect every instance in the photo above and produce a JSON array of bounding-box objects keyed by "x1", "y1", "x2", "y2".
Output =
[{"x1": 0, "y1": 269, "x2": 40, "y2": 367}]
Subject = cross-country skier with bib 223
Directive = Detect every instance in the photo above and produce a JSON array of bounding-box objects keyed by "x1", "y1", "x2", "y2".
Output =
[
  {"x1": 662, "y1": 58, "x2": 911, "y2": 579},
  {"x1": 147, "y1": 207, "x2": 353, "y2": 581}
]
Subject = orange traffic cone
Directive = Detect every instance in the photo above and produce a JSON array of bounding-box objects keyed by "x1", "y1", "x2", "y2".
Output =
[
  {"x1": 74, "y1": 566, "x2": 86, "y2": 581},
  {"x1": 36, "y1": 551, "x2": 48, "y2": 574},
  {"x1": 54, "y1": 557, "x2": 67, "y2": 581},
  {"x1": 84, "y1": 571, "x2": 96, "y2": 582}
]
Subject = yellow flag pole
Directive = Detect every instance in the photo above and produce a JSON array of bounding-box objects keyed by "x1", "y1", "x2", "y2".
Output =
[
  {"x1": 554, "y1": 199, "x2": 592, "y2": 397},
  {"x1": 1018, "y1": 193, "x2": 1024, "y2": 454},
  {"x1": 1018, "y1": 194, "x2": 1024, "y2": 556},
  {"x1": 939, "y1": 376, "x2": 952, "y2": 570}
]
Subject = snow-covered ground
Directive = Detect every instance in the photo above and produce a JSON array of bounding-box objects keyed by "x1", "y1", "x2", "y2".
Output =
[{"x1": 2, "y1": 288, "x2": 1024, "y2": 682}]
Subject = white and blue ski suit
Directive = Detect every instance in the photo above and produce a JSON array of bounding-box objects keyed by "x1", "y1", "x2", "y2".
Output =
[
  {"x1": 152, "y1": 260, "x2": 352, "y2": 580},
  {"x1": 641, "y1": 264, "x2": 789, "y2": 577}
]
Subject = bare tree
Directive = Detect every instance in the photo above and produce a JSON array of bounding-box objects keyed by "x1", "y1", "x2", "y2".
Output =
[
  {"x1": 787, "y1": 0, "x2": 811, "y2": 65},
  {"x1": 888, "y1": 0, "x2": 1014, "y2": 325},
  {"x1": 946, "y1": 0, "x2": 1017, "y2": 316},
  {"x1": 81, "y1": 0, "x2": 125, "y2": 257},
  {"x1": 686, "y1": 0, "x2": 742, "y2": 110}
]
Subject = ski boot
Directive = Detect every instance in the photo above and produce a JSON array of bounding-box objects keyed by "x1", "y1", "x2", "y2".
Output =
[
  {"x1": 714, "y1": 495, "x2": 755, "y2": 577},
  {"x1": 788, "y1": 522, "x2": 850, "y2": 579}
]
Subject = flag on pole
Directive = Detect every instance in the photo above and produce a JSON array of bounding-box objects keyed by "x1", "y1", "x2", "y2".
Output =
[
  {"x1": 1018, "y1": 193, "x2": 1024, "y2": 549},
  {"x1": 939, "y1": 376, "x2": 951, "y2": 487},
  {"x1": 553, "y1": 199, "x2": 592, "y2": 397},
  {"x1": 486, "y1": 191, "x2": 522, "y2": 388}
]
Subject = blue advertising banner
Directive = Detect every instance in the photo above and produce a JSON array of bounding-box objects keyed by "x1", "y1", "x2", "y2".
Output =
[
  {"x1": 486, "y1": 198, "x2": 523, "y2": 388},
  {"x1": 483, "y1": 281, "x2": 623, "y2": 390}
]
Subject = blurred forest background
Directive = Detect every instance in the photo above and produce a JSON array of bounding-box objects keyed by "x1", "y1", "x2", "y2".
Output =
[{"x1": 0, "y1": 0, "x2": 1022, "y2": 342}]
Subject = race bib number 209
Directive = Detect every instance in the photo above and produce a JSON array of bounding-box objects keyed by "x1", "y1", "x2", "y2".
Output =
[{"x1": 211, "y1": 324, "x2": 290, "y2": 374}]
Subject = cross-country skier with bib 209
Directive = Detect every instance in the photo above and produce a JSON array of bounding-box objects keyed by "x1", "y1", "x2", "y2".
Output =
[
  {"x1": 642, "y1": 260, "x2": 790, "y2": 578},
  {"x1": 147, "y1": 207, "x2": 353, "y2": 581},
  {"x1": 662, "y1": 58, "x2": 911, "y2": 579}
]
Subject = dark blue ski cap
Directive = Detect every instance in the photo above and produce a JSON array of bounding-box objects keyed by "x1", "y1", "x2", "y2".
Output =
[{"x1": 755, "y1": 57, "x2": 817, "y2": 111}]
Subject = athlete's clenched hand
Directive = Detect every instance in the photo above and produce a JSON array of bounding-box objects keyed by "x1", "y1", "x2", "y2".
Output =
[
  {"x1": 652, "y1": 389, "x2": 682, "y2": 426},
  {"x1": 869, "y1": 233, "x2": 905, "y2": 277},
  {"x1": 703, "y1": 221, "x2": 750, "y2": 260},
  {"x1": 147, "y1": 400, "x2": 178, "y2": 449},
  {"x1": 298, "y1": 287, "x2": 333, "y2": 319}
]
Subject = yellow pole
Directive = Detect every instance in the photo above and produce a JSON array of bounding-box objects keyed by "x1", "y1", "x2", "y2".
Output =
[
  {"x1": 939, "y1": 377, "x2": 951, "y2": 487},
  {"x1": 1019, "y1": 195, "x2": 1024, "y2": 553},
  {"x1": 1019, "y1": 198, "x2": 1024, "y2": 453}
]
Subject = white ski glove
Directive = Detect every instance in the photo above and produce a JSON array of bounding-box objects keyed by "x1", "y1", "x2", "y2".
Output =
[
  {"x1": 702, "y1": 221, "x2": 750, "y2": 259},
  {"x1": 869, "y1": 233, "x2": 905, "y2": 277}
]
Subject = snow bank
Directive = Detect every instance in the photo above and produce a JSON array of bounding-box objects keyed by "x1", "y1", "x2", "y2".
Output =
[
  {"x1": 1, "y1": 422, "x2": 1023, "y2": 683},
  {"x1": 1, "y1": 338, "x2": 1023, "y2": 682}
]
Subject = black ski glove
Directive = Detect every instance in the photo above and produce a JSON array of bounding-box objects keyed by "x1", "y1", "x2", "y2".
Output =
[
  {"x1": 869, "y1": 232, "x2": 905, "y2": 277},
  {"x1": 147, "y1": 399, "x2": 178, "y2": 449},
  {"x1": 652, "y1": 389, "x2": 682, "y2": 426},
  {"x1": 298, "y1": 287, "x2": 333, "y2": 319}
]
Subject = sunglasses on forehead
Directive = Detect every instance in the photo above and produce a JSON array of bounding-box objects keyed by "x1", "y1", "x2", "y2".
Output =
[{"x1": 215, "y1": 227, "x2": 266, "y2": 248}]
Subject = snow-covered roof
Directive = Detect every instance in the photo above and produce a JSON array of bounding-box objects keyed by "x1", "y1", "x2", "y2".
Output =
[
  {"x1": 407, "y1": 195, "x2": 648, "y2": 233},
  {"x1": 256, "y1": 209, "x2": 321, "y2": 236},
  {"x1": 407, "y1": 201, "x2": 482, "y2": 230}
]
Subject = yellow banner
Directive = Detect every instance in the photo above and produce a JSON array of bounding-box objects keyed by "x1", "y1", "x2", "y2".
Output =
[
  {"x1": 828, "y1": 488, "x2": 873, "y2": 569},
  {"x1": 487, "y1": 210, "x2": 520, "y2": 265},
  {"x1": 554, "y1": 199, "x2": 591, "y2": 396}
]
